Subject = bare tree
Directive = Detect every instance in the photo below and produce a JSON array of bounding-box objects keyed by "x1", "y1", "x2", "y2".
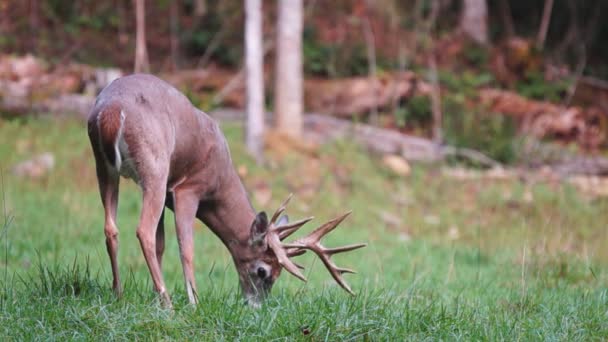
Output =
[
  {"x1": 194, "y1": 0, "x2": 207, "y2": 20},
  {"x1": 133, "y1": 0, "x2": 150, "y2": 73},
  {"x1": 460, "y1": 0, "x2": 488, "y2": 44},
  {"x1": 362, "y1": 16, "x2": 379, "y2": 126},
  {"x1": 29, "y1": 0, "x2": 39, "y2": 52},
  {"x1": 499, "y1": 0, "x2": 515, "y2": 38},
  {"x1": 0, "y1": 1, "x2": 8, "y2": 35},
  {"x1": 274, "y1": 0, "x2": 303, "y2": 138},
  {"x1": 536, "y1": 0, "x2": 554, "y2": 49},
  {"x1": 170, "y1": 0, "x2": 180, "y2": 70},
  {"x1": 245, "y1": 0, "x2": 265, "y2": 162}
]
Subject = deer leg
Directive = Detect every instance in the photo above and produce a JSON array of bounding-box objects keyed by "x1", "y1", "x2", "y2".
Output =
[
  {"x1": 155, "y1": 207, "x2": 165, "y2": 269},
  {"x1": 96, "y1": 167, "x2": 122, "y2": 297},
  {"x1": 172, "y1": 189, "x2": 200, "y2": 304},
  {"x1": 136, "y1": 182, "x2": 171, "y2": 308}
]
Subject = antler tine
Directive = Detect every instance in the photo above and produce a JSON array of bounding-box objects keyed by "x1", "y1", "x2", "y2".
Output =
[
  {"x1": 266, "y1": 231, "x2": 307, "y2": 282},
  {"x1": 282, "y1": 211, "x2": 365, "y2": 295},
  {"x1": 292, "y1": 211, "x2": 353, "y2": 245},
  {"x1": 275, "y1": 216, "x2": 314, "y2": 241},
  {"x1": 313, "y1": 249, "x2": 357, "y2": 295},
  {"x1": 325, "y1": 243, "x2": 367, "y2": 255},
  {"x1": 287, "y1": 248, "x2": 307, "y2": 257},
  {"x1": 270, "y1": 193, "x2": 293, "y2": 225}
]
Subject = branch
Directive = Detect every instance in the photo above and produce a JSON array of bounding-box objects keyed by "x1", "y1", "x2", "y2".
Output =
[
  {"x1": 362, "y1": 16, "x2": 378, "y2": 125},
  {"x1": 440, "y1": 146, "x2": 502, "y2": 169},
  {"x1": 536, "y1": 0, "x2": 554, "y2": 49}
]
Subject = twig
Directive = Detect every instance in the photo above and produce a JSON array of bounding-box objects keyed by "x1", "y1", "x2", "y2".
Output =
[
  {"x1": 1, "y1": 167, "x2": 14, "y2": 311},
  {"x1": 212, "y1": 41, "x2": 274, "y2": 106},
  {"x1": 428, "y1": 52, "x2": 442, "y2": 144},
  {"x1": 563, "y1": 43, "x2": 587, "y2": 108},
  {"x1": 197, "y1": 25, "x2": 230, "y2": 69},
  {"x1": 499, "y1": 0, "x2": 515, "y2": 38},
  {"x1": 362, "y1": 16, "x2": 378, "y2": 126},
  {"x1": 440, "y1": 146, "x2": 502, "y2": 169},
  {"x1": 536, "y1": 0, "x2": 554, "y2": 50}
]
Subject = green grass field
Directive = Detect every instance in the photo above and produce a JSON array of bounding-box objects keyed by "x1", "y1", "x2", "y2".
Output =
[{"x1": 0, "y1": 116, "x2": 607, "y2": 340}]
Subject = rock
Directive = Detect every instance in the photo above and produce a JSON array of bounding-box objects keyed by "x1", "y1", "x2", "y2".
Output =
[
  {"x1": 40, "y1": 94, "x2": 95, "y2": 118},
  {"x1": 95, "y1": 68, "x2": 123, "y2": 90},
  {"x1": 398, "y1": 232, "x2": 411, "y2": 242},
  {"x1": 447, "y1": 226, "x2": 460, "y2": 240},
  {"x1": 9, "y1": 54, "x2": 46, "y2": 79},
  {"x1": 12, "y1": 153, "x2": 55, "y2": 179},
  {"x1": 568, "y1": 175, "x2": 608, "y2": 197},
  {"x1": 237, "y1": 165, "x2": 248, "y2": 178},
  {"x1": 424, "y1": 214, "x2": 440, "y2": 226},
  {"x1": 382, "y1": 155, "x2": 411, "y2": 176},
  {"x1": 378, "y1": 210, "x2": 402, "y2": 228}
]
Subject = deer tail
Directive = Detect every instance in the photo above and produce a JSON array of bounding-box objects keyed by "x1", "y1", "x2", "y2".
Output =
[{"x1": 97, "y1": 103, "x2": 125, "y2": 170}]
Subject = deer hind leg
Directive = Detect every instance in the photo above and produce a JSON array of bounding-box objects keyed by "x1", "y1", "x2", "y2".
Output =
[
  {"x1": 93, "y1": 153, "x2": 123, "y2": 297},
  {"x1": 172, "y1": 189, "x2": 200, "y2": 304},
  {"x1": 155, "y1": 207, "x2": 165, "y2": 269},
  {"x1": 136, "y1": 177, "x2": 171, "y2": 308},
  {"x1": 102, "y1": 173, "x2": 122, "y2": 297}
]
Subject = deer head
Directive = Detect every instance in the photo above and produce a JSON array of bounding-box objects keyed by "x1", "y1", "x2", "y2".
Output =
[{"x1": 234, "y1": 194, "x2": 367, "y2": 306}]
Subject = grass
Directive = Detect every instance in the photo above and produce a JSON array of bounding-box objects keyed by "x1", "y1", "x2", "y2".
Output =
[{"x1": 0, "y1": 115, "x2": 607, "y2": 340}]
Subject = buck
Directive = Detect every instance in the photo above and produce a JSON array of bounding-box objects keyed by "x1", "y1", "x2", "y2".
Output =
[{"x1": 87, "y1": 74, "x2": 365, "y2": 307}]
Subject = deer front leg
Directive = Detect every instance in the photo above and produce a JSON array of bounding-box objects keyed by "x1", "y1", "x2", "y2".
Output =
[
  {"x1": 172, "y1": 189, "x2": 200, "y2": 304},
  {"x1": 136, "y1": 184, "x2": 171, "y2": 308}
]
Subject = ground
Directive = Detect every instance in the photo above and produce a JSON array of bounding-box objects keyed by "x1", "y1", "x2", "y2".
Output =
[{"x1": 0, "y1": 116, "x2": 606, "y2": 340}]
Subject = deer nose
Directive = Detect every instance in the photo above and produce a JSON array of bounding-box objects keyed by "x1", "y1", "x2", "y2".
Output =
[{"x1": 257, "y1": 266, "x2": 267, "y2": 279}]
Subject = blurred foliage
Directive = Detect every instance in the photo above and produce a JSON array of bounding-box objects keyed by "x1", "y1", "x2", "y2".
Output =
[
  {"x1": 515, "y1": 70, "x2": 569, "y2": 102},
  {"x1": 44, "y1": 0, "x2": 117, "y2": 33},
  {"x1": 181, "y1": 0, "x2": 242, "y2": 67},
  {"x1": 462, "y1": 42, "x2": 490, "y2": 67},
  {"x1": 440, "y1": 70, "x2": 495, "y2": 96},
  {"x1": 303, "y1": 26, "x2": 367, "y2": 77},
  {"x1": 444, "y1": 96, "x2": 519, "y2": 164},
  {"x1": 394, "y1": 95, "x2": 432, "y2": 129},
  {"x1": 303, "y1": 26, "x2": 392, "y2": 77}
]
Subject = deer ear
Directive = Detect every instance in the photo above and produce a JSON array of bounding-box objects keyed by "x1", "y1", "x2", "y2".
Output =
[{"x1": 250, "y1": 212, "x2": 269, "y2": 245}]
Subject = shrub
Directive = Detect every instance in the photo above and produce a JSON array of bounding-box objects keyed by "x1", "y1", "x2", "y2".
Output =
[{"x1": 443, "y1": 96, "x2": 519, "y2": 165}]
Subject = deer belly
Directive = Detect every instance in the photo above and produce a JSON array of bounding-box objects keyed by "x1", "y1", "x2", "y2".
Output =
[{"x1": 117, "y1": 136, "x2": 140, "y2": 183}]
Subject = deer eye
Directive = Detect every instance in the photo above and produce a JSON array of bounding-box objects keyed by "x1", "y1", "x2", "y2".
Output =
[{"x1": 257, "y1": 267, "x2": 267, "y2": 279}]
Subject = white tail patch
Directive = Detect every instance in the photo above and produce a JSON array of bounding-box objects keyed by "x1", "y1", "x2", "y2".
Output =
[
  {"x1": 115, "y1": 111, "x2": 140, "y2": 183},
  {"x1": 113, "y1": 110, "x2": 126, "y2": 170}
]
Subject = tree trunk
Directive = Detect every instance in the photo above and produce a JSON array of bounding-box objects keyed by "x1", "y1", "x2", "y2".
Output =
[
  {"x1": 429, "y1": 53, "x2": 443, "y2": 144},
  {"x1": 194, "y1": 0, "x2": 206, "y2": 19},
  {"x1": 170, "y1": 0, "x2": 180, "y2": 70},
  {"x1": 133, "y1": 0, "x2": 150, "y2": 73},
  {"x1": 536, "y1": 0, "x2": 554, "y2": 49},
  {"x1": 362, "y1": 16, "x2": 378, "y2": 126},
  {"x1": 29, "y1": 0, "x2": 38, "y2": 52},
  {"x1": 499, "y1": 0, "x2": 515, "y2": 38},
  {"x1": 274, "y1": 0, "x2": 303, "y2": 138},
  {"x1": 245, "y1": 0, "x2": 265, "y2": 162},
  {"x1": 460, "y1": 0, "x2": 488, "y2": 44}
]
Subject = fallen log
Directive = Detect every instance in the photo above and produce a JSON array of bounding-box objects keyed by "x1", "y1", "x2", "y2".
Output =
[
  {"x1": 479, "y1": 88, "x2": 607, "y2": 150},
  {"x1": 210, "y1": 109, "x2": 608, "y2": 176}
]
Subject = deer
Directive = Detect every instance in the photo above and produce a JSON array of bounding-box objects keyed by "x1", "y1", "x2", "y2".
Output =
[{"x1": 87, "y1": 74, "x2": 366, "y2": 308}]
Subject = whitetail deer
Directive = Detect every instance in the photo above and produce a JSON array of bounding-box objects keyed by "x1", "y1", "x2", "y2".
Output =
[{"x1": 87, "y1": 74, "x2": 365, "y2": 307}]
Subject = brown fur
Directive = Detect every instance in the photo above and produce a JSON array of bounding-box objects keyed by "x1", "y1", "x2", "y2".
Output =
[
  {"x1": 87, "y1": 74, "x2": 270, "y2": 307},
  {"x1": 97, "y1": 102, "x2": 123, "y2": 167}
]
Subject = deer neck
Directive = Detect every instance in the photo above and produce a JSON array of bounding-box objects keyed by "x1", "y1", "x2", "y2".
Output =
[{"x1": 197, "y1": 169, "x2": 256, "y2": 254}]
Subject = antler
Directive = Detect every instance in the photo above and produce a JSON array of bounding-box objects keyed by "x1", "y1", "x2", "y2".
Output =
[{"x1": 266, "y1": 195, "x2": 367, "y2": 295}]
